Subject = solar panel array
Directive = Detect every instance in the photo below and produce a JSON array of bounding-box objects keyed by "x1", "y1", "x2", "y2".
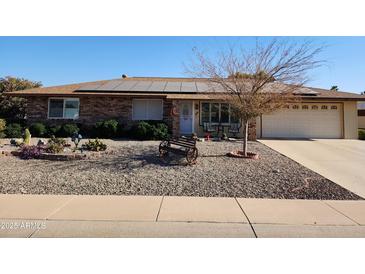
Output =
[
  {"x1": 76, "y1": 79, "x2": 320, "y2": 96},
  {"x1": 77, "y1": 79, "x2": 219, "y2": 93}
]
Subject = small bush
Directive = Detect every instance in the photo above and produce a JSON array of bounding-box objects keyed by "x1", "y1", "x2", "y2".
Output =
[
  {"x1": 30, "y1": 122, "x2": 47, "y2": 137},
  {"x1": 19, "y1": 145, "x2": 42, "y2": 159},
  {"x1": 46, "y1": 136, "x2": 66, "y2": 154},
  {"x1": 23, "y1": 128, "x2": 31, "y2": 145},
  {"x1": 78, "y1": 124, "x2": 94, "y2": 138},
  {"x1": 359, "y1": 129, "x2": 365, "y2": 140},
  {"x1": 60, "y1": 123, "x2": 79, "y2": 137},
  {"x1": 83, "y1": 138, "x2": 107, "y2": 151},
  {"x1": 94, "y1": 119, "x2": 119, "y2": 138},
  {"x1": 0, "y1": 119, "x2": 5, "y2": 138},
  {"x1": 47, "y1": 125, "x2": 62, "y2": 137},
  {"x1": 129, "y1": 121, "x2": 169, "y2": 140},
  {"x1": 130, "y1": 121, "x2": 153, "y2": 140},
  {"x1": 153, "y1": 123, "x2": 169, "y2": 140},
  {"x1": 5, "y1": 123, "x2": 23, "y2": 138}
]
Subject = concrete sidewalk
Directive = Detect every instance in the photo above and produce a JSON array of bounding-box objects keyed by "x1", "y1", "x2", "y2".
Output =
[{"x1": 0, "y1": 194, "x2": 365, "y2": 237}]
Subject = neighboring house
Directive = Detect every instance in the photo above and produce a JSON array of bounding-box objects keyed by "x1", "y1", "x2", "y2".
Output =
[
  {"x1": 358, "y1": 102, "x2": 365, "y2": 129},
  {"x1": 6, "y1": 77, "x2": 365, "y2": 140}
]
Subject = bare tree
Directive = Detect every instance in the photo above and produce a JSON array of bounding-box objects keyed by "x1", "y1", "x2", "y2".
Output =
[{"x1": 187, "y1": 40, "x2": 323, "y2": 157}]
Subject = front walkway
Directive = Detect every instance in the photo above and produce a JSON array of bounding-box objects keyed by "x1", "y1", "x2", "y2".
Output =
[
  {"x1": 1, "y1": 194, "x2": 365, "y2": 237},
  {"x1": 259, "y1": 139, "x2": 365, "y2": 198}
]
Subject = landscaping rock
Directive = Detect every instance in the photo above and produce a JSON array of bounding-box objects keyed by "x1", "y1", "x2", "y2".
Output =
[{"x1": 0, "y1": 139, "x2": 362, "y2": 200}]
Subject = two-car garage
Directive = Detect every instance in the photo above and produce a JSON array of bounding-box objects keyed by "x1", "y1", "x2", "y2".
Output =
[{"x1": 261, "y1": 103, "x2": 343, "y2": 139}]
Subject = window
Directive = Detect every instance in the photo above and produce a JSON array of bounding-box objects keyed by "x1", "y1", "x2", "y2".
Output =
[
  {"x1": 292, "y1": 105, "x2": 299, "y2": 109},
  {"x1": 220, "y1": 103, "x2": 230, "y2": 123},
  {"x1": 48, "y1": 98, "x2": 79, "y2": 119},
  {"x1": 200, "y1": 102, "x2": 238, "y2": 124},
  {"x1": 201, "y1": 103, "x2": 210, "y2": 123},
  {"x1": 210, "y1": 103, "x2": 220, "y2": 123},
  {"x1": 132, "y1": 99, "x2": 163, "y2": 120},
  {"x1": 302, "y1": 105, "x2": 309, "y2": 110},
  {"x1": 312, "y1": 105, "x2": 318, "y2": 110},
  {"x1": 331, "y1": 105, "x2": 338, "y2": 110},
  {"x1": 321, "y1": 105, "x2": 328, "y2": 110}
]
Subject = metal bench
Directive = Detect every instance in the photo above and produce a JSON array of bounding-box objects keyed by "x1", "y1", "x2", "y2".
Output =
[{"x1": 159, "y1": 136, "x2": 198, "y2": 165}]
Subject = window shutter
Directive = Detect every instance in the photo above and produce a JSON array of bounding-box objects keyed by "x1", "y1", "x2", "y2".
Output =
[
  {"x1": 148, "y1": 100, "x2": 163, "y2": 120},
  {"x1": 133, "y1": 100, "x2": 148, "y2": 120}
]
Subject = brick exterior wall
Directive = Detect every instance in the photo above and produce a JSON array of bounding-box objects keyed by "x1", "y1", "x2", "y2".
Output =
[
  {"x1": 79, "y1": 96, "x2": 132, "y2": 125},
  {"x1": 26, "y1": 97, "x2": 49, "y2": 122},
  {"x1": 25, "y1": 96, "x2": 172, "y2": 130},
  {"x1": 25, "y1": 96, "x2": 257, "y2": 139},
  {"x1": 171, "y1": 100, "x2": 180, "y2": 137}
]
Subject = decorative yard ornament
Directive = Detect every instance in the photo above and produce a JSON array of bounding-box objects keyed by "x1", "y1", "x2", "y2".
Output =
[
  {"x1": 170, "y1": 105, "x2": 179, "y2": 116},
  {"x1": 71, "y1": 132, "x2": 83, "y2": 149},
  {"x1": 37, "y1": 139, "x2": 45, "y2": 146},
  {"x1": 23, "y1": 128, "x2": 31, "y2": 145}
]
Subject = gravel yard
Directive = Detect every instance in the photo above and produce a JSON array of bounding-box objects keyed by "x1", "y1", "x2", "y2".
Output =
[{"x1": 0, "y1": 139, "x2": 362, "y2": 200}]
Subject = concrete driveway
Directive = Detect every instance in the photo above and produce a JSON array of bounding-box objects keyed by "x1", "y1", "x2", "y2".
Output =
[{"x1": 259, "y1": 139, "x2": 365, "y2": 198}]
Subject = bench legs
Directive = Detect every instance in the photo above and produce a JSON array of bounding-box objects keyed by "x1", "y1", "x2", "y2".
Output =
[
  {"x1": 186, "y1": 147, "x2": 198, "y2": 165},
  {"x1": 159, "y1": 141, "x2": 169, "y2": 157}
]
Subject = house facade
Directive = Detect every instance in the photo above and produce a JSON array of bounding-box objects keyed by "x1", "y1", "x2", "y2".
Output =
[{"x1": 7, "y1": 77, "x2": 364, "y2": 140}]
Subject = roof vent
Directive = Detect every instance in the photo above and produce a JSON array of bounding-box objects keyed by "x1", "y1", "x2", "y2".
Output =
[{"x1": 122, "y1": 74, "x2": 128, "y2": 78}]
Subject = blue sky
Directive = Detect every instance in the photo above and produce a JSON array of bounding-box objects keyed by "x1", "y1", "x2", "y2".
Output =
[{"x1": 0, "y1": 36, "x2": 364, "y2": 93}]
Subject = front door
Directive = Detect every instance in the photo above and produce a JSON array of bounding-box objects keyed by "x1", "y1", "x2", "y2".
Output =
[{"x1": 179, "y1": 101, "x2": 193, "y2": 135}]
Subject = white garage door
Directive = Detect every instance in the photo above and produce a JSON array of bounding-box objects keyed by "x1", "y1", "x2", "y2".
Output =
[{"x1": 262, "y1": 103, "x2": 342, "y2": 138}]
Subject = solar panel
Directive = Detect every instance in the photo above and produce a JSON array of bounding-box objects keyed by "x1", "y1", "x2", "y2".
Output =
[
  {"x1": 181, "y1": 82, "x2": 197, "y2": 92},
  {"x1": 148, "y1": 81, "x2": 167, "y2": 92},
  {"x1": 196, "y1": 82, "x2": 211, "y2": 92},
  {"x1": 77, "y1": 83, "x2": 104, "y2": 90},
  {"x1": 148, "y1": 81, "x2": 168, "y2": 92},
  {"x1": 96, "y1": 80, "x2": 124, "y2": 91},
  {"x1": 129, "y1": 81, "x2": 153, "y2": 91},
  {"x1": 113, "y1": 80, "x2": 139, "y2": 91},
  {"x1": 164, "y1": 82, "x2": 182, "y2": 92}
]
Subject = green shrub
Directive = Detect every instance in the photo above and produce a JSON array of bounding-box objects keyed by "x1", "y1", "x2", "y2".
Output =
[
  {"x1": 153, "y1": 123, "x2": 169, "y2": 140},
  {"x1": 5, "y1": 123, "x2": 23, "y2": 138},
  {"x1": 47, "y1": 125, "x2": 62, "y2": 137},
  {"x1": 0, "y1": 119, "x2": 5, "y2": 138},
  {"x1": 83, "y1": 138, "x2": 107, "y2": 151},
  {"x1": 23, "y1": 128, "x2": 31, "y2": 145},
  {"x1": 60, "y1": 123, "x2": 79, "y2": 137},
  {"x1": 78, "y1": 124, "x2": 94, "y2": 138},
  {"x1": 29, "y1": 122, "x2": 47, "y2": 137},
  {"x1": 94, "y1": 119, "x2": 119, "y2": 138},
  {"x1": 130, "y1": 121, "x2": 153, "y2": 140},
  {"x1": 46, "y1": 136, "x2": 66, "y2": 153},
  {"x1": 359, "y1": 129, "x2": 365, "y2": 140},
  {"x1": 129, "y1": 121, "x2": 169, "y2": 140}
]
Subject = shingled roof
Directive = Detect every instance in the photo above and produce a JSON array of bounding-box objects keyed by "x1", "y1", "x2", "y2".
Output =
[{"x1": 6, "y1": 77, "x2": 365, "y2": 101}]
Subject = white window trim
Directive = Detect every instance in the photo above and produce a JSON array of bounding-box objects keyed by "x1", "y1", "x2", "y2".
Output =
[
  {"x1": 48, "y1": 97, "x2": 80, "y2": 120},
  {"x1": 132, "y1": 99, "x2": 163, "y2": 121},
  {"x1": 200, "y1": 102, "x2": 234, "y2": 125}
]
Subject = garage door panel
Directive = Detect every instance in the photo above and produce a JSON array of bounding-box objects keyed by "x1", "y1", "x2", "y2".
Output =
[{"x1": 262, "y1": 104, "x2": 342, "y2": 139}]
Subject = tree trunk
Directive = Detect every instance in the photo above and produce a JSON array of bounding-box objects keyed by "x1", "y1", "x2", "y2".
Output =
[{"x1": 242, "y1": 120, "x2": 248, "y2": 157}]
